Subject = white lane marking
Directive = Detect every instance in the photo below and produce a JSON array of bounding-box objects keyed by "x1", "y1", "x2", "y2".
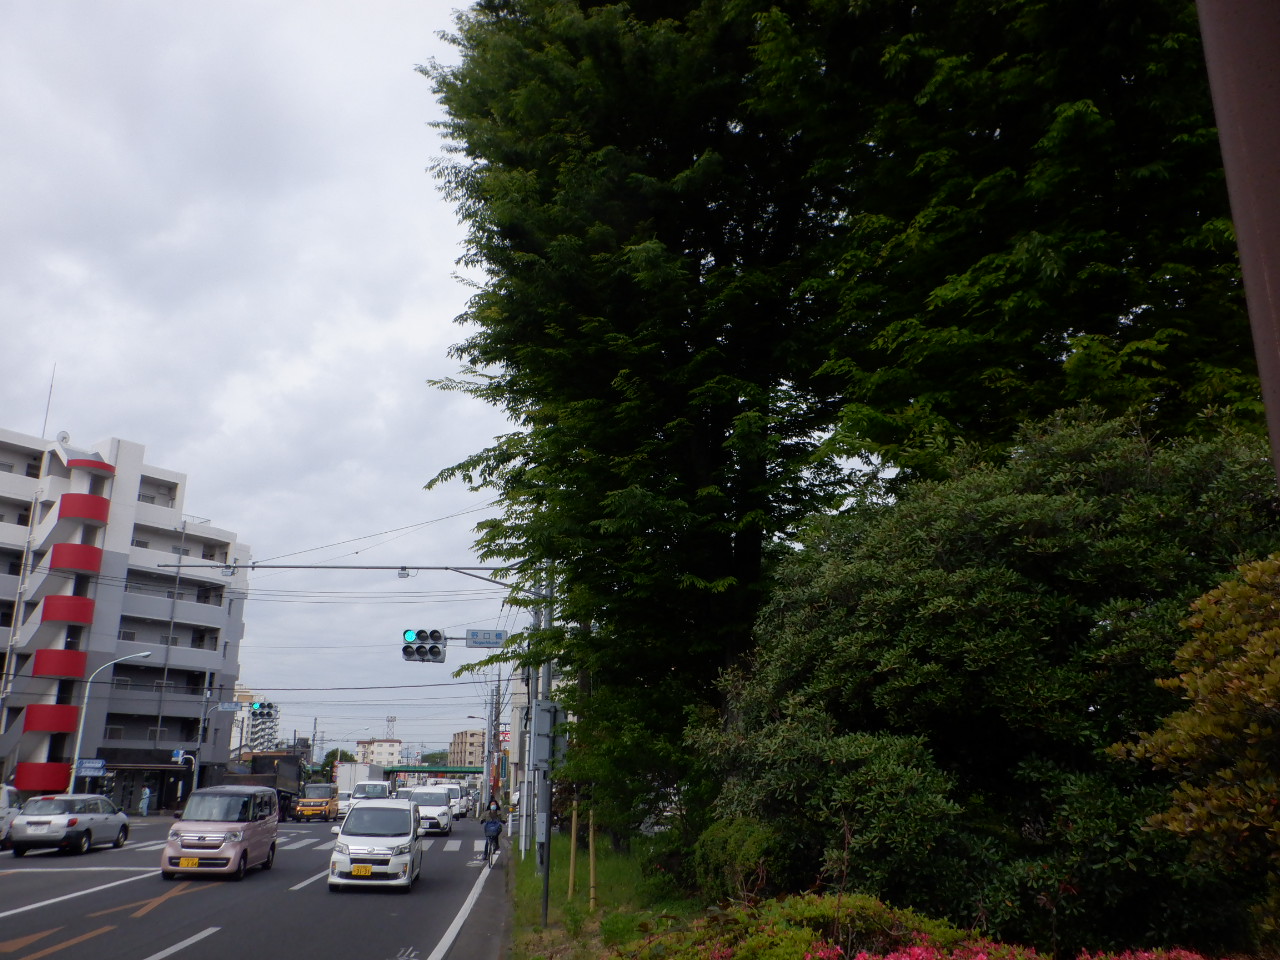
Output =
[
  {"x1": 0, "y1": 870, "x2": 157, "y2": 920},
  {"x1": 472, "y1": 840, "x2": 486, "y2": 852},
  {"x1": 443, "y1": 840, "x2": 462, "y2": 852},
  {"x1": 290, "y1": 869, "x2": 331, "y2": 891},
  {"x1": 127, "y1": 841, "x2": 169, "y2": 851},
  {"x1": 425, "y1": 859, "x2": 497, "y2": 960},
  {"x1": 140, "y1": 926, "x2": 220, "y2": 960},
  {"x1": 280, "y1": 838, "x2": 319, "y2": 850},
  {"x1": 0, "y1": 866, "x2": 154, "y2": 873}
]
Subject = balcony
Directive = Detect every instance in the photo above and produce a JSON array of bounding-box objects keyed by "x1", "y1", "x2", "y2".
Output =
[
  {"x1": 67, "y1": 458, "x2": 115, "y2": 478},
  {"x1": 40, "y1": 594, "x2": 95, "y2": 626},
  {"x1": 13, "y1": 761, "x2": 70, "y2": 792},
  {"x1": 32, "y1": 648, "x2": 87, "y2": 678},
  {"x1": 31, "y1": 492, "x2": 110, "y2": 552},
  {"x1": 50, "y1": 543, "x2": 103, "y2": 574},
  {"x1": 23, "y1": 703, "x2": 79, "y2": 734},
  {"x1": 120, "y1": 591, "x2": 227, "y2": 630}
]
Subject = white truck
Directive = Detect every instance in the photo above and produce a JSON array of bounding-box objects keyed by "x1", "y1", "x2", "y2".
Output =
[{"x1": 333, "y1": 762, "x2": 386, "y2": 797}]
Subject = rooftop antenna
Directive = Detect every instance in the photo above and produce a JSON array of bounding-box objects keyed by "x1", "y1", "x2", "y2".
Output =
[{"x1": 40, "y1": 363, "x2": 56, "y2": 439}]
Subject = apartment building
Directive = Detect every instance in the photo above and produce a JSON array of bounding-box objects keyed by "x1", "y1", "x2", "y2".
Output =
[
  {"x1": 0, "y1": 428, "x2": 250, "y2": 812},
  {"x1": 355, "y1": 738, "x2": 402, "y2": 767},
  {"x1": 449, "y1": 728, "x2": 485, "y2": 768}
]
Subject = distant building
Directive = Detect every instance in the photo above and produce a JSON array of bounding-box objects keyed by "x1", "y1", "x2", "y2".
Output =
[
  {"x1": 0, "y1": 428, "x2": 250, "y2": 812},
  {"x1": 449, "y1": 728, "x2": 485, "y2": 768},
  {"x1": 355, "y1": 738, "x2": 401, "y2": 767}
]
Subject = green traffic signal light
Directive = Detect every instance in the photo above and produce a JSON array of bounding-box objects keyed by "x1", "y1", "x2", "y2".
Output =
[{"x1": 403, "y1": 629, "x2": 416, "y2": 643}]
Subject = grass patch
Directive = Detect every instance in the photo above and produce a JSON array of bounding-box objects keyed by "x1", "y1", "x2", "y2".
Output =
[{"x1": 510, "y1": 831, "x2": 703, "y2": 960}]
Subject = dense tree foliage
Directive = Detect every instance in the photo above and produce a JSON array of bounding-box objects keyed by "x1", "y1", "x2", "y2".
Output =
[
  {"x1": 745, "y1": 0, "x2": 1259, "y2": 473},
  {"x1": 694, "y1": 412, "x2": 1280, "y2": 954},
  {"x1": 1116, "y1": 555, "x2": 1280, "y2": 942},
  {"x1": 421, "y1": 0, "x2": 1262, "y2": 844},
  {"x1": 424, "y1": 0, "x2": 853, "y2": 830}
]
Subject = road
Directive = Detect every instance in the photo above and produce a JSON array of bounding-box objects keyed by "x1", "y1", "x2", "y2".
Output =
[{"x1": 0, "y1": 815, "x2": 506, "y2": 960}]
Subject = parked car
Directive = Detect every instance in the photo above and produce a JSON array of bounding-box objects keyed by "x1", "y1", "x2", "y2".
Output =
[
  {"x1": 161, "y1": 785, "x2": 278, "y2": 880},
  {"x1": 328, "y1": 798, "x2": 425, "y2": 893},
  {"x1": 9, "y1": 794, "x2": 129, "y2": 856},
  {"x1": 406, "y1": 786, "x2": 452, "y2": 835}
]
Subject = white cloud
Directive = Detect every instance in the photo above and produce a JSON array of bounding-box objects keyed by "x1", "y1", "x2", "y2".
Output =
[{"x1": 0, "y1": 1, "x2": 521, "y2": 751}]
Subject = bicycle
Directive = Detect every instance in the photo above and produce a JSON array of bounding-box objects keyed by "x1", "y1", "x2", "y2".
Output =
[{"x1": 483, "y1": 819, "x2": 502, "y2": 868}]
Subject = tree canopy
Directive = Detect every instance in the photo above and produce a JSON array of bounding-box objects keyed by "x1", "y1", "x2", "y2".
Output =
[
  {"x1": 422, "y1": 0, "x2": 1262, "y2": 844},
  {"x1": 695, "y1": 411, "x2": 1280, "y2": 954}
]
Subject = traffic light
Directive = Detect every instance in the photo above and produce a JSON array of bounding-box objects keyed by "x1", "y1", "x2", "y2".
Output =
[
  {"x1": 402, "y1": 628, "x2": 446, "y2": 662},
  {"x1": 250, "y1": 701, "x2": 277, "y2": 719}
]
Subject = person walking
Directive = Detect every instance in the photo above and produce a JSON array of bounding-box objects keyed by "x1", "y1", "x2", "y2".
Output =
[{"x1": 138, "y1": 784, "x2": 151, "y2": 817}]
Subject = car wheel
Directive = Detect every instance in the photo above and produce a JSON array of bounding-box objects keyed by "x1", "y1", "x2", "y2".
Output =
[
  {"x1": 232, "y1": 853, "x2": 247, "y2": 881},
  {"x1": 74, "y1": 832, "x2": 91, "y2": 855},
  {"x1": 161, "y1": 870, "x2": 177, "y2": 881},
  {"x1": 328, "y1": 882, "x2": 341, "y2": 893},
  {"x1": 113, "y1": 827, "x2": 128, "y2": 849},
  {"x1": 11, "y1": 846, "x2": 26, "y2": 857},
  {"x1": 262, "y1": 844, "x2": 275, "y2": 871}
]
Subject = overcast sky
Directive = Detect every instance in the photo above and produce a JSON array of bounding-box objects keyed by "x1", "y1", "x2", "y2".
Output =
[{"x1": 0, "y1": 2, "x2": 523, "y2": 757}]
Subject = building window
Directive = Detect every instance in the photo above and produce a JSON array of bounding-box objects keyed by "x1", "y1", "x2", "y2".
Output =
[
  {"x1": 119, "y1": 630, "x2": 137, "y2": 642},
  {"x1": 170, "y1": 546, "x2": 190, "y2": 556},
  {"x1": 147, "y1": 727, "x2": 168, "y2": 741},
  {"x1": 154, "y1": 680, "x2": 174, "y2": 691},
  {"x1": 104, "y1": 726, "x2": 124, "y2": 740},
  {"x1": 113, "y1": 677, "x2": 131, "y2": 690},
  {"x1": 159, "y1": 635, "x2": 180, "y2": 646},
  {"x1": 25, "y1": 462, "x2": 40, "y2": 478},
  {"x1": 131, "y1": 539, "x2": 150, "y2": 549},
  {"x1": 0, "y1": 463, "x2": 12, "y2": 473}
]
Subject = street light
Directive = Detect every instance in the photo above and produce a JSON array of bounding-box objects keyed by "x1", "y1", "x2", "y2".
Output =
[{"x1": 67, "y1": 650, "x2": 153, "y2": 793}]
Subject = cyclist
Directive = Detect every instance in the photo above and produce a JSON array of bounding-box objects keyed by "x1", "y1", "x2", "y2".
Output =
[{"x1": 481, "y1": 798, "x2": 505, "y2": 863}]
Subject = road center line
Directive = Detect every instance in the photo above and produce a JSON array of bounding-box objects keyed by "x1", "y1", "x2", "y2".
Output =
[
  {"x1": 139, "y1": 926, "x2": 220, "y2": 960},
  {"x1": 0, "y1": 872, "x2": 158, "y2": 921}
]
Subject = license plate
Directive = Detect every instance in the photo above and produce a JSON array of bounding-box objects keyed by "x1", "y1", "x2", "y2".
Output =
[
  {"x1": 179, "y1": 857, "x2": 199, "y2": 868},
  {"x1": 26, "y1": 825, "x2": 48, "y2": 834},
  {"x1": 351, "y1": 864, "x2": 373, "y2": 877}
]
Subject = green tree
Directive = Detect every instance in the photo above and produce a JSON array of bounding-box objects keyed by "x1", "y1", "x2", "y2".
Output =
[
  {"x1": 419, "y1": 750, "x2": 449, "y2": 765},
  {"x1": 744, "y1": 0, "x2": 1260, "y2": 474},
  {"x1": 318, "y1": 749, "x2": 355, "y2": 784},
  {"x1": 424, "y1": 0, "x2": 852, "y2": 832},
  {"x1": 695, "y1": 410, "x2": 1279, "y2": 954},
  {"x1": 1115, "y1": 555, "x2": 1280, "y2": 943}
]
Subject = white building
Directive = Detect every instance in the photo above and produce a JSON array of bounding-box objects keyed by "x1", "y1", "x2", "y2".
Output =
[
  {"x1": 356, "y1": 738, "x2": 402, "y2": 767},
  {"x1": 0, "y1": 429, "x2": 250, "y2": 811}
]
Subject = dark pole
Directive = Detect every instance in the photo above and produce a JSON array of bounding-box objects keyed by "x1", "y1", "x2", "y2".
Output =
[{"x1": 1196, "y1": 1, "x2": 1280, "y2": 484}]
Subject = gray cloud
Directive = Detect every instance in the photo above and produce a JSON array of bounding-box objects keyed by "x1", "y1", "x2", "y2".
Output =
[{"x1": 1, "y1": 2, "x2": 519, "y2": 752}]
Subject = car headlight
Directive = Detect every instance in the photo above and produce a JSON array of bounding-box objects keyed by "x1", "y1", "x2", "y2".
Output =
[
  {"x1": 335, "y1": 841, "x2": 349, "y2": 855},
  {"x1": 224, "y1": 830, "x2": 244, "y2": 842},
  {"x1": 168, "y1": 829, "x2": 182, "y2": 841},
  {"x1": 391, "y1": 842, "x2": 411, "y2": 856}
]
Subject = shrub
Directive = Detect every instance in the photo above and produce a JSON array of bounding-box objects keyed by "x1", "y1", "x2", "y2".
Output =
[{"x1": 693, "y1": 817, "x2": 803, "y2": 902}]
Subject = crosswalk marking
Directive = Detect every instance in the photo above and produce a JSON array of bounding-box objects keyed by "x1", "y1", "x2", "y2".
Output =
[
  {"x1": 443, "y1": 840, "x2": 461, "y2": 852},
  {"x1": 280, "y1": 838, "x2": 319, "y2": 850}
]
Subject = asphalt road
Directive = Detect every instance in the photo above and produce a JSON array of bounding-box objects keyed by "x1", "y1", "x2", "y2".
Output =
[{"x1": 0, "y1": 814, "x2": 508, "y2": 960}]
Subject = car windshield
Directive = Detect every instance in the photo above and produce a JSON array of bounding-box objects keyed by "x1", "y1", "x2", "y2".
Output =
[
  {"x1": 342, "y1": 807, "x2": 411, "y2": 837},
  {"x1": 182, "y1": 794, "x2": 252, "y2": 822},
  {"x1": 338, "y1": 792, "x2": 351, "y2": 802},
  {"x1": 303, "y1": 785, "x2": 333, "y2": 799},
  {"x1": 411, "y1": 790, "x2": 450, "y2": 807},
  {"x1": 352, "y1": 783, "x2": 389, "y2": 799},
  {"x1": 22, "y1": 798, "x2": 75, "y2": 815}
]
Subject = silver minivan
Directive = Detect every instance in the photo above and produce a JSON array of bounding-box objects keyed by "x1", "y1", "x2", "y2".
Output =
[
  {"x1": 162, "y1": 785, "x2": 278, "y2": 880},
  {"x1": 329, "y1": 798, "x2": 425, "y2": 893}
]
